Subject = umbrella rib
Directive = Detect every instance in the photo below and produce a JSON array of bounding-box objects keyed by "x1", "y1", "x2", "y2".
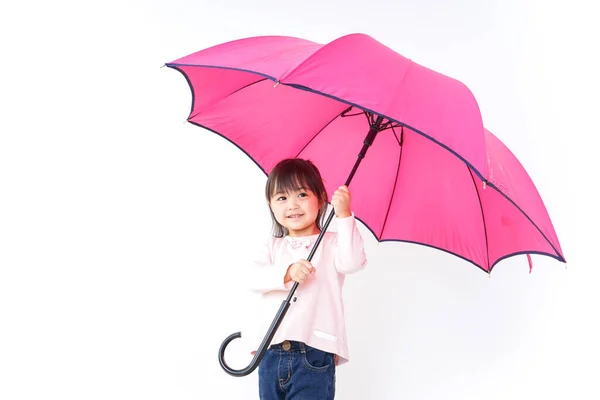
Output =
[
  {"x1": 294, "y1": 106, "x2": 353, "y2": 158},
  {"x1": 379, "y1": 126, "x2": 404, "y2": 237},
  {"x1": 391, "y1": 124, "x2": 403, "y2": 146},
  {"x1": 229, "y1": 77, "x2": 268, "y2": 96},
  {"x1": 189, "y1": 77, "x2": 268, "y2": 121},
  {"x1": 469, "y1": 167, "x2": 491, "y2": 271}
]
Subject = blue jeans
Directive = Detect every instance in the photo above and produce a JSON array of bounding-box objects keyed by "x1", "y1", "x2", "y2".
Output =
[{"x1": 258, "y1": 340, "x2": 336, "y2": 399}]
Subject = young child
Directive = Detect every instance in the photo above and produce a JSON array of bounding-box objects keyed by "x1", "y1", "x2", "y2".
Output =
[{"x1": 246, "y1": 158, "x2": 367, "y2": 399}]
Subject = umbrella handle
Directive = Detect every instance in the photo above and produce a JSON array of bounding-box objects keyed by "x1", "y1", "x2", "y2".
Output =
[
  {"x1": 218, "y1": 115, "x2": 385, "y2": 376},
  {"x1": 218, "y1": 296, "x2": 294, "y2": 377}
]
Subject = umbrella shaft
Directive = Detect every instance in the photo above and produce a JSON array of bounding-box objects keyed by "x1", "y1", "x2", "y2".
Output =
[{"x1": 346, "y1": 115, "x2": 384, "y2": 185}]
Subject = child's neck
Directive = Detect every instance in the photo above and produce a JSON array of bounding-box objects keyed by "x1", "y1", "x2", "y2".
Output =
[{"x1": 287, "y1": 225, "x2": 320, "y2": 237}]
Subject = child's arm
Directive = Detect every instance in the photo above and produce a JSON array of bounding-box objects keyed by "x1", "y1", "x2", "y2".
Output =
[
  {"x1": 331, "y1": 185, "x2": 367, "y2": 274},
  {"x1": 333, "y1": 214, "x2": 367, "y2": 274},
  {"x1": 246, "y1": 238, "x2": 317, "y2": 293},
  {"x1": 247, "y1": 240, "x2": 293, "y2": 293}
]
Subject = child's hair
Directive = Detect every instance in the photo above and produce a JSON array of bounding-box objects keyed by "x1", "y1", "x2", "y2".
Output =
[{"x1": 265, "y1": 158, "x2": 328, "y2": 238}]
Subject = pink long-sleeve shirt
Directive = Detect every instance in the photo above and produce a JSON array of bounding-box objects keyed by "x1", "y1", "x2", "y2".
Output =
[{"x1": 247, "y1": 214, "x2": 367, "y2": 366}]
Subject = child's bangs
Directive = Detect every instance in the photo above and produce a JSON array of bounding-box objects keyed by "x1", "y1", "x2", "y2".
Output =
[{"x1": 271, "y1": 171, "x2": 310, "y2": 197}]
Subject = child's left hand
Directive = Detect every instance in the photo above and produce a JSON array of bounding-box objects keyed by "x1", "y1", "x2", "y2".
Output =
[{"x1": 332, "y1": 185, "x2": 352, "y2": 218}]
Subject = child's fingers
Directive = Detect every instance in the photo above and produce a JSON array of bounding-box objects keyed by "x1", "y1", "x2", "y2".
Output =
[
  {"x1": 333, "y1": 189, "x2": 350, "y2": 198},
  {"x1": 299, "y1": 259, "x2": 314, "y2": 270},
  {"x1": 293, "y1": 267, "x2": 313, "y2": 283},
  {"x1": 337, "y1": 186, "x2": 350, "y2": 196},
  {"x1": 332, "y1": 193, "x2": 347, "y2": 202},
  {"x1": 296, "y1": 260, "x2": 316, "y2": 277}
]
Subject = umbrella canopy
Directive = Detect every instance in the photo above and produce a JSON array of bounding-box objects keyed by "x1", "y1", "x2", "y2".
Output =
[{"x1": 166, "y1": 33, "x2": 564, "y2": 272}]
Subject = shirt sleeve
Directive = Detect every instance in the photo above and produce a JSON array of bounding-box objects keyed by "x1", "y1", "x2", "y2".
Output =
[
  {"x1": 333, "y1": 213, "x2": 367, "y2": 274},
  {"x1": 246, "y1": 239, "x2": 293, "y2": 293}
]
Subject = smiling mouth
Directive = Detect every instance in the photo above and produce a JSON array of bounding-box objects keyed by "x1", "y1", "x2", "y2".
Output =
[{"x1": 287, "y1": 214, "x2": 304, "y2": 218}]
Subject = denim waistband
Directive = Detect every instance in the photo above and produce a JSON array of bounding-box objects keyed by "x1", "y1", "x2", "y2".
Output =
[{"x1": 269, "y1": 340, "x2": 307, "y2": 353}]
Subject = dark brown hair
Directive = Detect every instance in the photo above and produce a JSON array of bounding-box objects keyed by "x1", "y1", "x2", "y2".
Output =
[{"x1": 265, "y1": 158, "x2": 328, "y2": 237}]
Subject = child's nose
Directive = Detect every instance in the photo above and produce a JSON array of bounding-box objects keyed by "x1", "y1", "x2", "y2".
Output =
[{"x1": 288, "y1": 199, "x2": 299, "y2": 209}]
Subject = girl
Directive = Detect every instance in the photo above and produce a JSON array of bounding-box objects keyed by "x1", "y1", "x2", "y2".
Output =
[{"x1": 247, "y1": 158, "x2": 367, "y2": 400}]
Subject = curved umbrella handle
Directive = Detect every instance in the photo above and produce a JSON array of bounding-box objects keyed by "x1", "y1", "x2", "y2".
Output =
[{"x1": 218, "y1": 295, "x2": 295, "y2": 376}]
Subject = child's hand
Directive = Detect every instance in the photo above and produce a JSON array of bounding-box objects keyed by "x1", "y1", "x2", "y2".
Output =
[
  {"x1": 285, "y1": 259, "x2": 316, "y2": 284},
  {"x1": 332, "y1": 185, "x2": 352, "y2": 218}
]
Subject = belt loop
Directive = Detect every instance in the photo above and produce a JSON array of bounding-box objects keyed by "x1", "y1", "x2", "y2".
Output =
[{"x1": 299, "y1": 342, "x2": 306, "y2": 354}]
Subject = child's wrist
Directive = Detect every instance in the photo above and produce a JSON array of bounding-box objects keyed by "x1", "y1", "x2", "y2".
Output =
[{"x1": 336, "y1": 210, "x2": 351, "y2": 218}]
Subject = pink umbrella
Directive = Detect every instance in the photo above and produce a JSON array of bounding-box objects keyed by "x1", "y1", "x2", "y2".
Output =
[{"x1": 165, "y1": 33, "x2": 564, "y2": 376}]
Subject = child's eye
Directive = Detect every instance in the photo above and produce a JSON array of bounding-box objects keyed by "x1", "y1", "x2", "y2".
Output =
[
  {"x1": 277, "y1": 196, "x2": 286, "y2": 201},
  {"x1": 298, "y1": 192, "x2": 308, "y2": 198}
]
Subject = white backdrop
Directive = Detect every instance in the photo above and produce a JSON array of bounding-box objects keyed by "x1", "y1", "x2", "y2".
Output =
[{"x1": 1, "y1": 0, "x2": 596, "y2": 399}]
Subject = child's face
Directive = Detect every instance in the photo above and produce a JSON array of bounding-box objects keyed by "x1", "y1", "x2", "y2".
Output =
[{"x1": 269, "y1": 186, "x2": 321, "y2": 237}]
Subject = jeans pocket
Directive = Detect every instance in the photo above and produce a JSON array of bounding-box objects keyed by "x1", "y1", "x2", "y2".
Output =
[{"x1": 302, "y1": 346, "x2": 333, "y2": 373}]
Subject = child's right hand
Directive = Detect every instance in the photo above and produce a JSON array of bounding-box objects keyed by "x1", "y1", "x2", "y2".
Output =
[{"x1": 285, "y1": 259, "x2": 316, "y2": 284}]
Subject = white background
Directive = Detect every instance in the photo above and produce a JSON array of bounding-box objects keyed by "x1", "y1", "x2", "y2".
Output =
[{"x1": 1, "y1": 0, "x2": 596, "y2": 399}]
